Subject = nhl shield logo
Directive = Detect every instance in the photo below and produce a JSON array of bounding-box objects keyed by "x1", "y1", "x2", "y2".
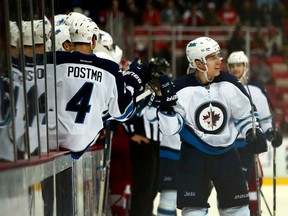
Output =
[{"x1": 195, "y1": 101, "x2": 227, "y2": 134}]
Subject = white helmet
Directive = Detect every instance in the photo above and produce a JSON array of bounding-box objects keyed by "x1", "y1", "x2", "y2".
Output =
[
  {"x1": 227, "y1": 51, "x2": 249, "y2": 82},
  {"x1": 55, "y1": 25, "x2": 71, "y2": 51},
  {"x1": 9, "y1": 21, "x2": 19, "y2": 47},
  {"x1": 70, "y1": 18, "x2": 100, "y2": 44},
  {"x1": 54, "y1": 14, "x2": 67, "y2": 26},
  {"x1": 227, "y1": 51, "x2": 249, "y2": 67},
  {"x1": 186, "y1": 37, "x2": 222, "y2": 69},
  {"x1": 22, "y1": 17, "x2": 51, "y2": 46},
  {"x1": 111, "y1": 45, "x2": 123, "y2": 65},
  {"x1": 64, "y1": 12, "x2": 88, "y2": 27},
  {"x1": 99, "y1": 30, "x2": 113, "y2": 51}
]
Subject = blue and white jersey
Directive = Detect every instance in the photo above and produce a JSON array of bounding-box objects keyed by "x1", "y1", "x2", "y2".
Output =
[
  {"x1": 54, "y1": 51, "x2": 136, "y2": 152},
  {"x1": 158, "y1": 71, "x2": 255, "y2": 155},
  {"x1": 23, "y1": 54, "x2": 50, "y2": 153},
  {"x1": 245, "y1": 83, "x2": 272, "y2": 133},
  {"x1": 159, "y1": 134, "x2": 181, "y2": 161},
  {"x1": 144, "y1": 102, "x2": 180, "y2": 159},
  {"x1": 0, "y1": 60, "x2": 25, "y2": 160},
  {"x1": 234, "y1": 82, "x2": 273, "y2": 148},
  {"x1": 160, "y1": 133, "x2": 181, "y2": 151}
]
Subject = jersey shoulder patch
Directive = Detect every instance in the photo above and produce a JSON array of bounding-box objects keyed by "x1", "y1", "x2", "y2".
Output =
[{"x1": 174, "y1": 73, "x2": 202, "y2": 92}]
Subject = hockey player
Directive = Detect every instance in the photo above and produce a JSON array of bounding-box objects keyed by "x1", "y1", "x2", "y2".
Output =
[
  {"x1": 143, "y1": 58, "x2": 181, "y2": 216},
  {"x1": 55, "y1": 17, "x2": 149, "y2": 157},
  {"x1": 55, "y1": 24, "x2": 73, "y2": 52},
  {"x1": 97, "y1": 29, "x2": 122, "y2": 62},
  {"x1": 122, "y1": 92, "x2": 160, "y2": 216},
  {"x1": 155, "y1": 36, "x2": 268, "y2": 216},
  {"x1": 227, "y1": 51, "x2": 283, "y2": 215},
  {"x1": 0, "y1": 21, "x2": 26, "y2": 161},
  {"x1": 22, "y1": 17, "x2": 52, "y2": 57},
  {"x1": 21, "y1": 18, "x2": 54, "y2": 154},
  {"x1": 63, "y1": 12, "x2": 113, "y2": 61},
  {"x1": 121, "y1": 58, "x2": 170, "y2": 216},
  {"x1": 54, "y1": 14, "x2": 67, "y2": 27},
  {"x1": 156, "y1": 132, "x2": 181, "y2": 216}
]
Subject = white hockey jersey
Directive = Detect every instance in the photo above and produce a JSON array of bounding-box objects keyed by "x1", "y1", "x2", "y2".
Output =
[
  {"x1": 144, "y1": 100, "x2": 181, "y2": 160},
  {"x1": 234, "y1": 82, "x2": 273, "y2": 148},
  {"x1": 23, "y1": 54, "x2": 52, "y2": 154},
  {"x1": 0, "y1": 60, "x2": 25, "y2": 160},
  {"x1": 245, "y1": 83, "x2": 272, "y2": 132},
  {"x1": 54, "y1": 51, "x2": 136, "y2": 152},
  {"x1": 158, "y1": 71, "x2": 255, "y2": 155}
]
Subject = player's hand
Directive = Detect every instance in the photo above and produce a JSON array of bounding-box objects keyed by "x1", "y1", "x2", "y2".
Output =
[
  {"x1": 146, "y1": 62, "x2": 166, "y2": 96},
  {"x1": 124, "y1": 57, "x2": 149, "y2": 94},
  {"x1": 265, "y1": 128, "x2": 283, "y2": 148},
  {"x1": 130, "y1": 134, "x2": 150, "y2": 144},
  {"x1": 246, "y1": 127, "x2": 268, "y2": 154},
  {"x1": 147, "y1": 92, "x2": 161, "y2": 108},
  {"x1": 128, "y1": 57, "x2": 149, "y2": 82},
  {"x1": 158, "y1": 75, "x2": 177, "y2": 112}
]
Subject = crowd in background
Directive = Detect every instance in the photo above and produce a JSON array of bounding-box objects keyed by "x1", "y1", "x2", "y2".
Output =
[
  {"x1": 54, "y1": 0, "x2": 288, "y2": 133},
  {"x1": 0, "y1": 1, "x2": 287, "y2": 215},
  {"x1": 55, "y1": 0, "x2": 288, "y2": 77},
  {"x1": 55, "y1": 0, "x2": 288, "y2": 33}
]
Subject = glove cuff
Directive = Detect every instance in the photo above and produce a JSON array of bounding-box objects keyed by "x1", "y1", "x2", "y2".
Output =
[
  {"x1": 123, "y1": 71, "x2": 145, "y2": 93},
  {"x1": 159, "y1": 106, "x2": 175, "y2": 115}
]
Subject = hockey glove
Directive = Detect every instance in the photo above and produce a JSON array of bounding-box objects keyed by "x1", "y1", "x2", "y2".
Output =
[
  {"x1": 147, "y1": 92, "x2": 161, "y2": 108},
  {"x1": 124, "y1": 57, "x2": 149, "y2": 94},
  {"x1": 246, "y1": 128, "x2": 268, "y2": 154},
  {"x1": 158, "y1": 75, "x2": 177, "y2": 112},
  {"x1": 146, "y1": 62, "x2": 167, "y2": 96},
  {"x1": 265, "y1": 128, "x2": 283, "y2": 148}
]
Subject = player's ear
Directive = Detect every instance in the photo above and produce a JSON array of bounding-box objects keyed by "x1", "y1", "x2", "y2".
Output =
[
  {"x1": 63, "y1": 41, "x2": 70, "y2": 52},
  {"x1": 91, "y1": 35, "x2": 97, "y2": 50},
  {"x1": 195, "y1": 59, "x2": 202, "y2": 67}
]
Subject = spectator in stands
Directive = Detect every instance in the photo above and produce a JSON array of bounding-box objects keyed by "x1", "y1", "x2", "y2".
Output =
[
  {"x1": 238, "y1": 0, "x2": 258, "y2": 27},
  {"x1": 271, "y1": 1, "x2": 287, "y2": 29},
  {"x1": 227, "y1": 22, "x2": 246, "y2": 55},
  {"x1": 216, "y1": 0, "x2": 239, "y2": 26},
  {"x1": 265, "y1": 24, "x2": 283, "y2": 56},
  {"x1": 203, "y1": 2, "x2": 219, "y2": 26},
  {"x1": 181, "y1": 3, "x2": 205, "y2": 26},
  {"x1": 142, "y1": 1, "x2": 161, "y2": 26},
  {"x1": 97, "y1": 0, "x2": 124, "y2": 30},
  {"x1": 160, "y1": 0, "x2": 180, "y2": 26},
  {"x1": 256, "y1": 0, "x2": 280, "y2": 11},
  {"x1": 251, "y1": 28, "x2": 268, "y2": 56},
  {"x1": 123, "y1": 0, "x2": 142, "y2": 25},
  {"x1": 250, "y1": 54, "x2": 272, "y2": 84},
  {"x1": 256, "y1": 3, "x2": 271, "y2": 27}
]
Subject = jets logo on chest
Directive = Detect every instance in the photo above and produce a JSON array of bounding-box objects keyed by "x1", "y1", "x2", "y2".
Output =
[{"x1": 195, "y1": 101, "x2": 227, "y2": 134}]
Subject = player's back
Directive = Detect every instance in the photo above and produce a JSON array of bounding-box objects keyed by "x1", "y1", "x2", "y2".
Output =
[{"x1": 55, "y1": 51, "x2": 132, "y2": 152}]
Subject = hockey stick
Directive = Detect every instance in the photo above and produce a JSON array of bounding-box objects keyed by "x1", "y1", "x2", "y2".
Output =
[
  {"x1": 103, "y1": 126, "x2": 114, "y2": 216},
  {"x1": 273, "y1": 146, "x2": 276, "y2": 216},
  {"x1": 262, "y1": 87, "x2": 277, "y2": 216},
  {"x1": 97, "y1": 120, "x2": 114, "y2": 216},
  {"x1": 260, "y1": 189, "x2": 273, "y2": 216},
  {"x1": 244, "y1": 81, "x2": 262, "y2": 216}
]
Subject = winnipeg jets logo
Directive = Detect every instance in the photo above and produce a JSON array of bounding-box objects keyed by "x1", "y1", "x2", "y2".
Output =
[
  {"x1": 203, "y1": 104, "x2": 220, "y2": 128},
  {"x1": 195, "y1": 102, "x2": 227, "y2": 134}
]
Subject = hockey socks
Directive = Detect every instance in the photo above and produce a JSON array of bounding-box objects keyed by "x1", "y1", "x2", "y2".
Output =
[{"x1": 157, "y1": 191, "x2": 177, "y2": 216}]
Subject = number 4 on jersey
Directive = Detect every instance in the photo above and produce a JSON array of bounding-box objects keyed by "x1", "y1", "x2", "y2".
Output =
[{"x1": 66, "y1": 82, "x2": 93, "y2": 124}]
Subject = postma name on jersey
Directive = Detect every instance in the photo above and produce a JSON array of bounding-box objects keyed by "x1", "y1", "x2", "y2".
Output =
[{"x1": 67, "y1": 65, "x2": 103, "y2": 82}]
